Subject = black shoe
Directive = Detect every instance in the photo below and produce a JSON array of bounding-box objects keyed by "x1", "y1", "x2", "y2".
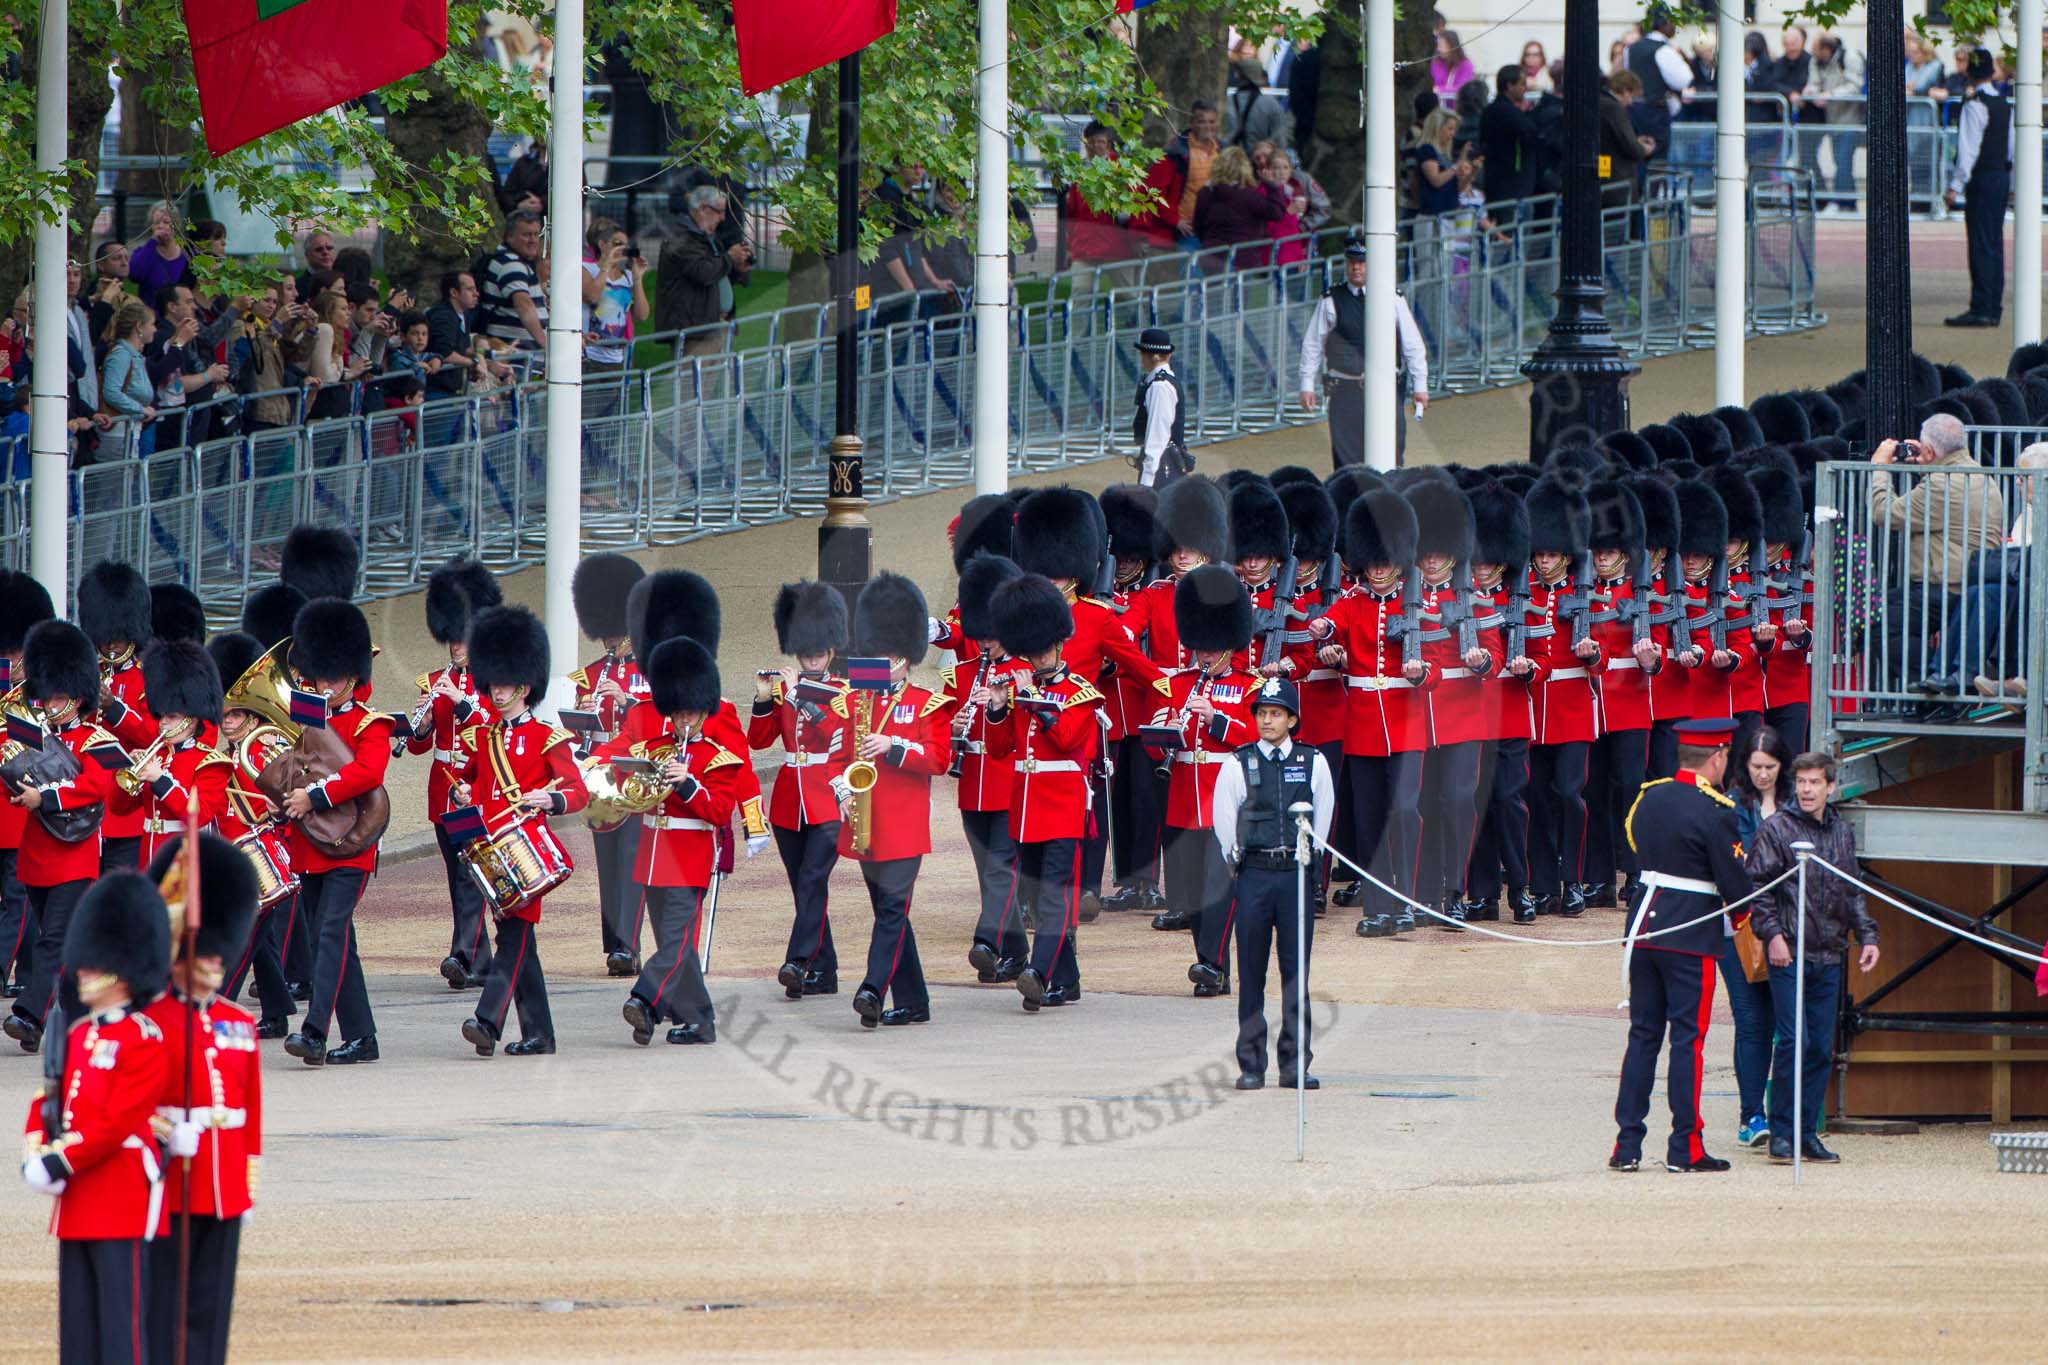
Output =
[
  {"x1": 439, "y1": 955, "x2": 468, "y2": 990},
  {"x1": 778, "y1": 961, "x2": 807, "y2": 1000},
  {"x1": 881, "y1": 1005, "x2": 931, "y2": 1026},
  {"x1": 967, "y1": 942, "x2": 999, "y2": 982},
  {"x1": 1332, "y1": 881, "x2": 1365, "y2": 908},
  {"x1": 1139, "y1": 886, "x2": 1167, "y2": 910},
  {"x1": 506, "y1": 1036, "x2": 556, "y2": 1056},
  {"x1": 1665, "y1": 1152, "x2": 1731, "y2": 1172},
  {"x1": 327, "y1": 1037, "x2": 379, "y2": 1066},
  {"x1": 4, "y1": 1012, "x2": 41, "y2": 1051},
  {"x1": 852, "y1": 987, "x2": 883, "y2": 1029},
  {"x1": 284, "y1": 1031, "x2": 325, "y2": 1066},
  {"x1": 289, "y1": 981, "x2": 310, "y2": 1002},
  {"x1": 1914, "y1": 674, "x2": 1960, "y2": 696},
  {"x1": 1041, "y1": 984, "x2": 1073, "y2": 1007},
  {"x1": 801, "y1": 971, "x2": 838, "y2": 996},
  {"x1": 1192, "y1": 977, "x2": 1229, "y2": 998},
  {"x1": 1017, "y1": 967, "x2": 1048, "y2": 1012},
  {"x1": 1277, "y1": 1072, "x2": 1320, "y2": 1090},
  {"x1": 1943, "y1": 311, "x2": 1999, "y2": 328},
  {"x1": 1151, "y1": 909, "x2": 1195, "y2": 931},
  {"x1": 1101, "y1": 884, "x2": 1148, "y2": 912},
  {"x1": 1077, "y1": 892, "x2": 1104, "y2": 924},
  {"x1": 1531, "y1": 893, "x2": 1558, "y2": 917},
  {"x1": 1356, "y1": 913, "x2": 1394, "y2": 939},
  {"x1": 1511, "y1": 889, "x2": 1538, "y2": 925},
  {"x1": 991, "y1": 955, "x2": 1024, "y2": 983},
  {"x1": 1608, "y1": 1151, "x2": 1641, "y2": 1172},
  {"x1": 461, "y1": 971, "x2": 489, "y2": 989},
  {"x1": 1438, "y1": 901, "x2": 1466, "y2": 931},
  {"x1": 1579, "y1": 882, "x2": 1617, "y2": 909},
  {"x1": 1392, "y1": 910, "x2": 1416, "y2": 934},
  {"x1": 1235, "y1": 1072, "x2": 1265, "y2": 1091},
  {"x1": 1800, "y1": 1137, "x2": 1840, "y2": 1163},
  {"x1": 3, "y1": 980, "x2": 21, "y2": 998},
  {"x1": 1769, "y1": 1135, "x2": 1794, "y2": 1163},
  {"x1": 622, "y1": 995, "x2": 657, "y2": 1047},
  {"x1": 255, "y1": 1017, "x2": 290, "y2": 1040},
  {"x1": 606, "y1": 952, "x2": 637, "y2": 978},
  {"x1": 666, "y1": 1023, "x2": 715, "y2": 1045},
  {"x1": 461, "y1": 1017, "x2": 496, "y2": 1057},
  {"x1": 1559, "y1": 885, "x2": 1587, "y2": 919},
  {"x1": 1188, "y1": 962, "x2": 1225, "y2": 991}
]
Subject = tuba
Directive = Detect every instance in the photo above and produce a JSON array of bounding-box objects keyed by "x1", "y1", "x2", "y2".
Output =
[
  {"x1": 581, "y1": 738, "x2": 680, "y2": 831},
  {"x1": 843, "y1": 692, "x2": 878, "y2": 855},
  {"x1": 231, "y1": 641, "x2": 391, "y2": 858}
]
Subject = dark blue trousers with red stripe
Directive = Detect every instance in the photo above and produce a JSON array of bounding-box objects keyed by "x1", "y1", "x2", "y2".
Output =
[
  {"x1": 1017, "y1": 837, "x2": 1081, "y2": 991},
  {"x1": 773, "y1": 822, "x2": 840, "y2": 985},
  {"x1": 859, "y1": 856, "x2": 927, "y2": 1010},
  {"x1": 475, "y1": 914, "x2": 552, "y2": 1042},
  {"x1": 299, "y1": 867, "x2": 375, "y2": 1044},
  {"x1": 1613, "y1": 947, "x2": 1717, "y2": 1167},
  {"x1": 631, "y1": 885, "x2": 714, "y2": 1029},
  {"x1": 61, "y1": 1236, "x2": 148, "y2": 1365},
  {"x1": 963, "y1": 810, "x2": 1028, "y2": 962}
]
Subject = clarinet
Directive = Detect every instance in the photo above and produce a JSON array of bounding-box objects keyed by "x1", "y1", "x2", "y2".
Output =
[{"x1": 947, "y1": 654, "x2": 990, "y2": 778}]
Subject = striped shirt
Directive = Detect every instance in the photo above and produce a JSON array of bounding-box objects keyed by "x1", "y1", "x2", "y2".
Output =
[{"x1": 479, "y1": 246, "x2": 547, "y2": 348}]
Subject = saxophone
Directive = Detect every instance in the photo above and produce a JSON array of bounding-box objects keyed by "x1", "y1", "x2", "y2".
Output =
[{"x1": 843, "y1": 690, "x2": 879, "y2": 855}]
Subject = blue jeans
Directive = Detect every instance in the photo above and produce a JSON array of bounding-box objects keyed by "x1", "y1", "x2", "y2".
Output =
[
  {"x1": 1765, "y1": 959, "x2": 1844, "y2": 1141},
  {"x1": 1934, "y1": 548, "x2": 2024, "y2": 683},
  {"x1": 1717, "y1": 937, "x2": 1776, "y2": 1121}
]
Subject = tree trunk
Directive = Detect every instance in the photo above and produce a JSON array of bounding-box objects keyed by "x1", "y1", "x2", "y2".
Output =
[
  {"x1": 381, "y1": 67, "x2": 496, "y2": 297},
  {"x1": 1300, "y1": 0, "x2": 1432, "y2": 228},
  {"x1": 116, "y1": 51, "x2": 196, "y2": 229},
  {"x1": 1135, "y1": 5, "x2": 1231, "y2": 147}
]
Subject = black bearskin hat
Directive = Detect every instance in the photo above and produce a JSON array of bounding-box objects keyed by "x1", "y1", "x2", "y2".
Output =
[
  {"x1": 1674, "y1": 480, "x2": 1728, "y2": 561},
  {"x1": 2025, "y1": 373, "x2": 2048, "y2": 425},
  {"x1": 646, "y1": 637, "x2": 721, "y2": 717},
  {"x1": 140, "y1": 638, "x2": 222, "y2": 726},
  {"x1": 1952, "y1": 386, "x2": 1999, "y2": 429},
  {"x1": 2008, "y1": 341, "x2": 2048, "y2": 383},
  {"x1": 63, "y1": 871, "x2": 171, "y2": 1002},
  {"x1": 1406, "y1": 477, "x2": 1474, "y2": 562},
  {"x1": 1100, "y1": 486, "x2": 1159, "y2": 563},
  {"x1": 1750, "y1": 467, "x2": 1806, "y2": 549},
  {"x1": 240, "y1": 583, "x2": 306, "y2": 651},
  {"x1": 1792, "y1": 388, "x2": 1843, "y2": 437},
  {"x1": 1748, "y1": 393, "x2": 1810, "y2": 446},
  {"x1": 1173, "y1": 564, "x2": 1256, "y2": 654},
  {"x1": 1938, "y1": 361, "x2": 1975, "y2": 392},
  {"x1": 0, "y1": 570, "x2": 55, "y2": 655},
  {"x1": 853, "y1": 573, "x2": 930, "y2": 665},
  {"x1": 24, "y1": 620, "x2": 100, "y2": 711},
  {"x1": 1825, "y1": 378, "x2": 1867, "y2": 428},
  {"x1": 1711, "y1": 404, "x2": 1766, "y2": 453},
  {"x1": 952, "y1": 494, "x2": 1018, "y2": 573},
  {"x1": 1637, "y1": 422, "x2": 1693, "y2": 466},
  {"x1": 1343, "y1": 487, "x2": 1419, "y2": 571},
  {"x1": 1738, "y1": 444, "x2": 1800, "y2": 481},
  {"x1": 1599, "y1": 430, "x2": 1659, "y2": 473},
  {"x1": 1908, "y1": 353, "x2": 1943, "y2": 403},
  {"x1": 1151, "y1": 476, "x2": 1230, "y2": 564},
  {"x1": 149, "y1": 584, "x2": 207, "y2": 646},
  {"x1": 467, "y1": 605, "x2": 551, "y2": 702},
  {"x1": 1269, "y1": 464, "x2": 1320, "y2": 489},
  {"x1": 1525, "y1": 478, "x2": 1591, "y2": 558},
  {"x1": 77, "y1": 561, "x2": 152, "y2": 650},
  {"x1": 1982, "y1": 376, "x2": 2032, "y2": 428},
  {"x1": 147, "y1": 833, "x2": 258, "y2": 966},
  {"x1": 1670, "y1": 412, "x2": 1734, "y2": 467},
  {"x1": 959, "y1": 555, "x2": 1023, "y2": 642},
  {"x1": 1217, "y1": 468, "x2": 1270, "y2": 494},
  {"x1": 1468, "y1": 482, "x2": 1531, "y2": 573},
  {"x1": 1227, "y1": 480, "x2": 1291, "y2": 562},
  {"x1": 279, "y1": 525, "x2": 358, "y2": 602},
  {"x1": 425, "y1": 558, "x2": 502, "y2": 646},
  {"x1": 571, "y1": 553, "x2": 645, "y2": 642},
  {"x1": 1585, "y1": 479, "x2": 1645, "y2": 556},
  {"x1": 1013, "y1": 487, "x2": 1104, "y2": 583},
  {"x1": 287, "y1": 598, "x2": 373, "y2": 684},
  {"x1": 1626, "y1": 474, "x2": 1680, "y2": 555},
  {"x1": 1706, "y1": 465, "x2": 1764, "y2": 554},
  {"x1": 629, "y1": 570, "x2": 721, "y2": 669},
  {"x1": 772, "y1": 581, "x2": 850, "y2": 658},
  {"x1": 991, "y1": 573, "x2": 1073, "y2": 659},
  {"x1": 1323, "y1": 466, "x2": 1382, "y2": 518},
  {"x1": 1545, "y1": 445, "x2": 1611, "y2": 482},
  {"x1": 206, "y1": 632, "x2": 266, "y2": 701},
  {"x1": 1277, "y1": 481, "x2": 1338, "y2": 564}
]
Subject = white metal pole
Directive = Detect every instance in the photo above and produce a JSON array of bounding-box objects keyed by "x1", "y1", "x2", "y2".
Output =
[
  {"x1": 542, "y1": 0, "x2": 584, "y2": 718},
  {"x1": 1363, "y1": 0, "x2": 1396, "y2": 471},
  {"x1": 2015, "y1": 0, "x2": 2044, "y2": 345},
  {"x1": 1792, "y1": 840, "x2": 1813, "y2": 1186},
  {"x1": 1293, "y1": 802, "x2": 1313, "y2": 1161},
  {"x1": 1713, "y1": 1, "x2": 1746, "y2": 408},
  {"x1": 971, "y1": 0, "x2": 1010, "y2": 495},
  {"x1": 30, "y1": 0, "x2": 70, "y2": 611}
]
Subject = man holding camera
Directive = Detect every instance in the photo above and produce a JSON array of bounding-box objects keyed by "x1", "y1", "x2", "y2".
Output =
[{"x1": 657, "y1": 186, "x2": 753, "y2": 358}]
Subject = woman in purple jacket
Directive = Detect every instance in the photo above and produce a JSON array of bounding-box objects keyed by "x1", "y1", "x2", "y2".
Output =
[{"x1": 1192, "y1": 147, "x2": 1284, "y2": 273}]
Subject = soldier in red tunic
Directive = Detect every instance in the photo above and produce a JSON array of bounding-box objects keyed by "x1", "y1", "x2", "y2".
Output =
[
  {"x1": 1230, "y1": 479, "x2": 1293, "y2": 678},
  {"x1": 986, "y1": 574, "x2": 1104, "y2": 1013},
  {"x1": 209, "y1": 632, "x2": 301, "y2": 1040},
  {"x1": 1675, "y1": 477, "x2": 1750, "y2": 728},
  {"x1": 750, "y1": 581, "x2": 848, "y2": 1000},
  {"x1": 450, "y1": 607, "x2": 590, "y2": 1057},
  {"x1": 404, "y1": 558, "x2": 502, "y2": 991},
  {"x1": 77, "y1": 561, "x2": 156, "y2": 874},
  {"x1": 1268, "y1": 479, "x2": 1344, "y2": 908},
  {"x1": 279, "y1": 597, "x2": 391, "y2": 1068},
  {"x1": 0, "y1": 571, "x2": 56, "y2": 1000},
  {"x1": 5, "y1": 622, "x2": 123, "y2": 1052},
  {"x1": 119, "y1": 640, "x2": 233, "y2": 868},
  {"x1": 19, "y1": 871, "x2": 171, "y2": 1365},
  {"x1": 1096, "y1": 486, "x2": 1168, "y2": 915},
  {"x1": 1749, "y1": 464, "x2": 1814, "y2": 749},
  {"x1": 1464, "y1": 480, "x2": 1535, "y2": 923},
  {"x1": 568, "y1": 553, "x2": 650, "y2": 976},
  {"x1": 1581, "y1": 480, "x2": 1663, "y2": 911},
  {"x1": 1627, "y1": 474, "x2": 1694, "y2": 782},
  {"x1": 143, "y1": 833, "x2": 262, "y2": 1365},
  {"x1": 947, "y1": 555, "x2": 1036, "y2": 980},
  {"x1": 1520, "y1": 478, "x2": 1600, "y2": 919},
  {"x1": 1706, "y1": 464, "x2": 1769, "y2": 760}
]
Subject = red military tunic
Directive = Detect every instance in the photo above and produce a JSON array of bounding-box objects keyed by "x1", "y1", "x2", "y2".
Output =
[
  {"x1": 1483, "y1": 582, "x2": 1534, "y2": 743},
  {"x1": 115, "y1": 740, "x2": 234, "y2": 866},
  {"x1": 1644, "y1": 565, "x2": 1695, "y2": 724},
  {"x1": 454, "y1": 711, "x2": 591, "y2": 922},
  {"x1": 940, "y1": 652, "x2": 1033, "y2": 815},
  {"x1": 143, "y1": 992, "x2": 263, "y2": 1221},
  {"x1": 290, "y1": 700, "x2": 394, "y2": 876},
  {"x1": 22, "y1": 1005, "x2": 169, "y2": 1240},
  {"x1": 1242, "y1": 573, "x2": 1283, "y2": 675},
  {"x1": 1066, "y1": 591, "x2": 1167, "y2": 700},
  {"x1": 1100, "y1": 581, "x2": 1151, "y2": 746},
  {"x1": 568, "y1": 649, "x2": 649, "y2": 740},
  {"x1": 597, "y1": 708, "x2": 743, "y2": 888},
  {"x1": 1146, "y1": 665, "x2": 1258, "y2": 828},
  {"x1": 829, "y1": 682, "x2": 952, "y2": 860},
  {"x1": 18, "y1": 718, "x2": 122, "y2": 887},
  {"x1": 1758, "y1": 554, "x2": 1814, "y2": 714},
  {"x1": 402, "y1": 663, "x2": 487, "y2": 821},
  {"x1": 1728, "y1": 564, "x2": 1768, "y2": 715},
  {"x1": 1522, "y1": 572, "x2": 1602, "y2": 746},
  {"x1": 1278, "y1": 572, "x2": 1346, "y2": 748},
  {"x1": 1122, "y1": 576, "x2": 1193, "y2": 675},
  {"x1": 985, "y1": 664, "x2": 1103, "y2": 843},
  {"x1": 97, "y1": 651, "x2": 153, "y2": 844},
  {"x1": 1418, "y1": 578, "x2": 1501, "y2": 747},
  {"x1": 1682, "y1": 575, "x2": 1756, "y2": 721},
  {"x1": 746, "y1": 675, "x2": 847, "y2": 829},
  {"x1": 1589, "y1": 577, "x2": 1657, "y2": 735},
  {"x1": 1317, "y1": 587, "x2": 1434, "y2": 757},
  {"x1": 213, "y1": 728, "x2": 292, "y2": 894}
]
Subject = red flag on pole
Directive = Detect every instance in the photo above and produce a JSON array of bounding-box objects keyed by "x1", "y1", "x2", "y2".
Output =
[
  {"x1": 733, "y1": 0, "x2": 897, "y2": 95},
  {"x1": 183, "y1": 0, "x2": 450, "y2": 155}
]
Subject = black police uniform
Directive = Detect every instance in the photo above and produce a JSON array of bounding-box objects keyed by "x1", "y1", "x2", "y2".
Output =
[
  {"x1": 1611, "y1": 766, "x2": 1753, "y2": 1171},
  {"x1": 1223, "y1": 732, "x2": 1330, "y2": 1083}
]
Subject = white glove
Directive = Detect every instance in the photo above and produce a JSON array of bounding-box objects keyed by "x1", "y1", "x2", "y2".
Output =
[
  {"x1": 926, "y1": 616, "x2": 946, "y2": 644},
  {"x1": 829, "y1": 776, "x2": 852, "y2": 804},
  {"x1": 745, "y1": 832, "x2": 771, "y2": 858},
  {"x1": 168, "y1": 1121, "x2": 203, "y2": 1159},
  {"x1": 21, "y1": 1158, "x2": 65, "y2": 1197}
]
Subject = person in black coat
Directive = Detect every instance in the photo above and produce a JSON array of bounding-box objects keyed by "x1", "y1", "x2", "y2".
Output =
[{"x1": 1480, "y1": 65, "x2": 1540, "y2": 209}]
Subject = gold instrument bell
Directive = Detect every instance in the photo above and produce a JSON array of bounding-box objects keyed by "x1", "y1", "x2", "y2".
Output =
[{"x1": 843, "y1": 691, "x2": 878, "y2": 855}]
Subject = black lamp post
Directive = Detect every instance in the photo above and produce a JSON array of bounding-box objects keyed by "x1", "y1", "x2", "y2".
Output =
[
  {"x1": 818, "y1": 53, "x2": 873, "y2": 592},
  {"x1": 1862, "y1": 0, "x2": 1912, "y2": 443}
]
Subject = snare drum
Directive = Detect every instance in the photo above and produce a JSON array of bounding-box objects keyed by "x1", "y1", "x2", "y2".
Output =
[
  {"x1": 234, "y1": 830, "x2": 298, "y2": 911},
  {"x1": 460, "y1": 817, "x2": 573, "y2": 917}
]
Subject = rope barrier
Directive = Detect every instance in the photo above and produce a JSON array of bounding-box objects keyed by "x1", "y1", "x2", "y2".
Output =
[{"x1": 1809, "y1": 859, "x2": 2048, "y2": 967}]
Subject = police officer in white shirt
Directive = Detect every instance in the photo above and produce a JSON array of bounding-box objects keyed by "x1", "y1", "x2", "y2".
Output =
[
  {"x1": 1298, "y1": 236, "x2": 1429, "y2": 468},
  {"x1": 1133, "y1": 327, "x2": 1187, "y2": 487},
  {"x1": 1211, "y1": 676, "x2": 1336, "y2": 1091}
]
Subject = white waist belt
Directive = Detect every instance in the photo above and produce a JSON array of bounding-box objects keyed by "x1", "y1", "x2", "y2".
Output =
[
  {"x1": 1438, "y1": 667, "x2": 1472, "y2": 680},
  {"x1": 1604, "y1": 658, "x2": 1642, "y2": 672},
  {"x1": 432, "y1": 747, "x2": 458, "y2": 764},
  {"x1": 783, "y1": 752, "x2": 830, "y2": 768},
  {"x1": 1347, "y1": 676, "x2": 1416, "y2": 691},
  {"x1": 142, "y1": 818, "x2": 176, "y2": 835},
  {"x1": 1171, "y1": 751, "x2": 1227, "y2": 765},
  {"x1": 957, "y1": 741, "x2": 987, "y2": 755},
  {"x1": 1546, "y1": 667, "x2": 1591, "y2": 681},
  {"x1": 1018, "y1": 759, "x2": 1082, "y2": 774},
  {"x1": 642, "y1": 815, "x2": 713, "y2": 832},
  {"x1": 1302, "y1": 669, "x2": 1342, "y2": 683},
  {"x1": 157, "y1": 1105, "x2": 248, "y2": 1130},
  {"x1": 1639, "y1": 871, "x2": 1720, "y2": 897}
]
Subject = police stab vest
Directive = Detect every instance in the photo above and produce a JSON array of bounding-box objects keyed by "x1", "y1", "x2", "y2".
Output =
[{"x1": 1235, "y1": 741, "x2": 1316, "y2": 852}]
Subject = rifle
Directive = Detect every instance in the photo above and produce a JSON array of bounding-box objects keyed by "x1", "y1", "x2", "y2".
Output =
[
  {"x1": 1505, "y1": 570, "x2": 1549, "y2": 666},
  {"x1": 1761, "y1": 529, "x2": 1814, "y2": 617},
  {"x1": 1387, "y1": 566, "x2": 1426, "y2": 669},
  {"x1": 1559, "y1": 549, "x2": 1599, "y2": 648},
  {"x1": 1257, "y1": 554, "x2": 1300, "y2": 672},
  {"x1": 1705, "y1": 555, "x2": 1732, "y2": 654},
  {"x1": 1417, "y1": 563, "x2": 1503, "y2": 655},
  {"x1": 1617, "y1": 545, "x2": 1652, "y2": 650}
]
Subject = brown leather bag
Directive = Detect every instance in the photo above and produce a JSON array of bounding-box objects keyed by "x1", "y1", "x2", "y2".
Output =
[{"x1": 255, "y1": 723, "x2": 390, "y2": 859}]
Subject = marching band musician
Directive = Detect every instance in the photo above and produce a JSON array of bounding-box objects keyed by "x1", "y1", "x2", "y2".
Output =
[
  {"x1": 453, "y1": 606, "x2": 589, "y2": 1059},
  {"x1": 751, "y1": 581, "x2": 849, "y2": 1001},
  {"x1": 1464, "y1": 479, "x2": 1535, "y2": 923},
  {"x1": 609, "y1": 636, "x2": 742, "y2": 1048},
  {"x1": 280, "y1": 594, "x2": 390, "y2": 1069},
  {"x1": 1228, "y1": 479, "x2": 1293, "y2": 675},
  {"x1": 143, "y1": 833, "x2": 263, "y2": 1365},
  {"x1": 1519, "y1": 478, "x2": 1600, "y2": 920},
  {"x1": 929, "y1": 492, "x2": 1022, "y2": 660},
  {"x1": 832, "y1": 575, "x2": 952, "y2": 1030},
  {"x1": 77, "y1": 561, "x2": 156, "y2": 873},
  {"x1": 1706, "y1": 465, "x2": 1769, "y2": 760},
  {"x1": 1272, "y1": 477, "x2": 1345, "y2": 809},
  {"x1": 568, "y1": 552, "x2": 650, "y2": 976},
  {"x1": 19, "y1": 872, "x2": 172, "y2": 1365},
  {"x1": 1096, "y1": 486, "x2": 1167, "y2": 915},
  {"x1": 279, "y1": 524, "x2": 361, "y2": 607},
  {"x1": 1306, "y1": 487, "x2": 1432, "y2": 939},
  {"x1": 1749, "y1": 463, "x2": 1814, "y2": 748},
  {"x1": 947, "y1": 555, "x2": 1035, "y2": 981},
  {"x1": 1581, "y1": 480, "x2": 1660, "y2": 911},
  {"x1": 1628, "y1": 474, "x2": 1692, "y2": 782},
  {"x1": 1145, "y1": 566, "x2": 1260, "y2": 995},
  {"x1": 117, "y1": 640, "x2": 233, "y2": 867},
  {"x1": 985, "y1": 573, "x2": 1104, "y2": 1014},
  {"x1": 209, "y1": 632, "x2": 300, "y2": 1040},
  {"x1": 0, "y1": 570, "x2": 56, "y2": 1001},
  {"x1": 5, "y1": 622, "x2": 123, "y2": 1054},
  {"x1": 407, "y1": 558, "x2": 502, "y2": 992},
  {"x1": 236, "y1": 585, "x2": 319, "y2": 1012}
]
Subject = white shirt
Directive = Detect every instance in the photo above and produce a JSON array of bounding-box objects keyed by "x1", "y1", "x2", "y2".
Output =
[
  {"x1": 1211, "y1": 736, "x2": 1336, "y2": 862},
  {"x1": 1644, "y1": 35, "x2": 1695, "y2": 114},
  {"x1": 1298, "y1": 285, "x2": 1428, "y2": 398},
  {"x1": 1950, "y1": 89, "x2": 2018, "y2": 196},
  {"x1": 1139, "y1": 363, "x2": 1180, "y2": 486}
]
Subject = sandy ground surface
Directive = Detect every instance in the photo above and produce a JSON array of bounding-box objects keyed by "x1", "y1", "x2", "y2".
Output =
[{"x1": 4, "y1": 220, "x2": 2045, "y2": 1361}]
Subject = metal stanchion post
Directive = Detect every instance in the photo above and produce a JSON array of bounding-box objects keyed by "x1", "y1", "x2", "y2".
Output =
[
  {"x1": 1792, "y1": 839, "x2": 1814, "y2": 1186},
  {"x1": 1292, "y1": 801, "x2": 1314, "y2": 1162}
]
